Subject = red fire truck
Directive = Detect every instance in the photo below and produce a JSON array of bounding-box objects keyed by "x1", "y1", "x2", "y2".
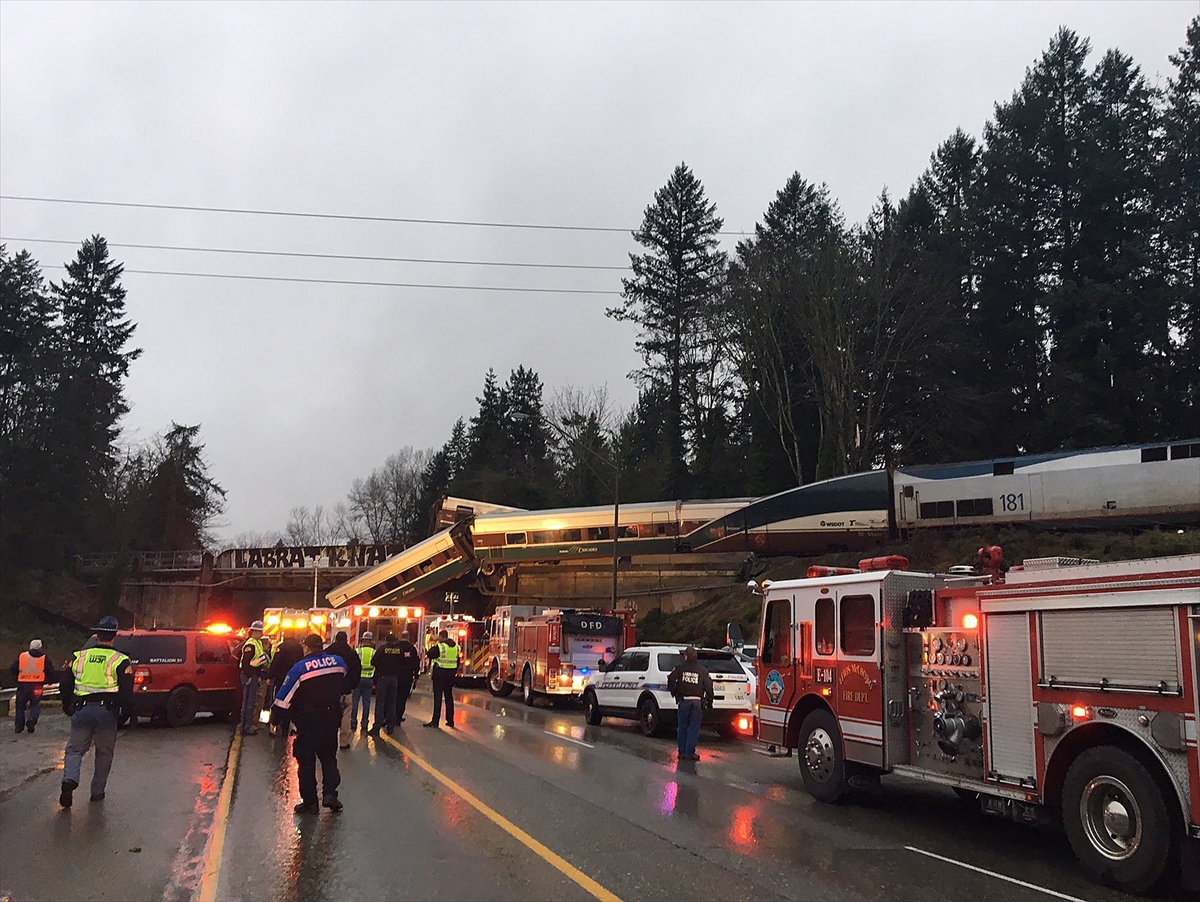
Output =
[
  {"x1": 485, "y1": 605, "x2": 636, "y2": 705},
  {"x1": 751, "y1": 551, "x2": 1200, "y2": 894}
]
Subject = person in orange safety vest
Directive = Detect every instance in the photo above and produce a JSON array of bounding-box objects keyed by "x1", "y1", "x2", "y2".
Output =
[{"x1": 9, "y1": 639, "x2": 56, "y2": 735}]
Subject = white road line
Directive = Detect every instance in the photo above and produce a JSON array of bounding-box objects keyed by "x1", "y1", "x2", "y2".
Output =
[
  {"x1": 544, "y1": 730, "x2": 595, "y2": 748},
  {"x1": 904, "y1": 846, "x2": 1091, "y2": 902}
]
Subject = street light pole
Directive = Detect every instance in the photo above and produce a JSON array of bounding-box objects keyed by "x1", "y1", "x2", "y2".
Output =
[{"x1": 610, "y1": 466, "x2": 620, "y2": 610}]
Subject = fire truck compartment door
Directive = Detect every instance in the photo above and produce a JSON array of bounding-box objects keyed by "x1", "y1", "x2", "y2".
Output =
[
  {"x1": 758, "y1": 595, "x2": 797, "y2": 745},
  {"x1": 834, "y1": 589, "x2": 884, "y2": 764},
  {"x1": 984, "y1": 613, "x2": 1037, "y2": 786}
]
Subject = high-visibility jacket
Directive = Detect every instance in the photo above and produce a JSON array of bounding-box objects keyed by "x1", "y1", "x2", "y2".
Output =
[
  {"x1": 357, "y1": 646, "x2": 375, "y2": 679},
  {"x1": 243, "y1": 637, "x2": 270, "y2": 669},
  {"x1": 72, "y1": 647, "x2": 130, "y2": 695},
  {"x1": 17, "y1": 652, "x2": 46, "y2": 683},
  {"x1": 434, "y1": 641, "x2": 460, "y2": 670}
]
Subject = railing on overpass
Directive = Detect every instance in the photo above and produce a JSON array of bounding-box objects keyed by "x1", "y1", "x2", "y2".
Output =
[{"x1": 75, "y1": 551, "x2": 206, "y2": 572}]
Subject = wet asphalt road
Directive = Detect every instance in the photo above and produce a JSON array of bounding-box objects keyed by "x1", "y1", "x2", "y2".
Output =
[{"x1": 0, "y1": 684, "x2": 1161, "y2": 901}]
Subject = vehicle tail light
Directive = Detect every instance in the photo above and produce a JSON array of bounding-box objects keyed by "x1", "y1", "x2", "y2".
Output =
[
  {"x1": 412, "y1": 608, "x2": 423, "y2": 618},
  {"x1": 736, "y1": 715, "x2": 753, "y2": 734},
  {"x1": 134, "y1": 668, "x2": 151, "y2": 687},
  {"x1": 459, "y1": 628, "x2": 467, "y2": 638},
  {"x1": 1070, "y1": 705, "x2": 1090, "y2": 720},
  {"x1": 353, "y1": 606, "x2": 364, "y2": 616}
]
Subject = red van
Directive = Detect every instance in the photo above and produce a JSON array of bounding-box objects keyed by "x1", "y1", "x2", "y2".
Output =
[{"x1": 112, "y1": 628, "x2": 242, "y2": 727}]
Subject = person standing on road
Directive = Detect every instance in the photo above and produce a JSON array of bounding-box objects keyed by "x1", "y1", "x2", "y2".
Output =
[
  {"x1": 422, "y1": 627, "x2": 437, "y2": 674},
  {"x1": 57, "y1": 616, "x2": 132, "y2": 807},
  {"x1": 273, "y1": 633, "x2": 350, "y2": 814},
  {"x1": 424, "y1": 629, "x2": 461, "y2": 729},
  {"x1": 268, "y1": 635, "x2": 305, "y2": 737},
  {"x1": 350, "y1": 632, "x2": 375, "y2": 734},
  {"x1": 667, "y1": 646, "x2": 713, "y2": 762},
  {"x1": 10, "y1": 639, "x2": 55, "y2": 735},
  {"x1": 324, "y1": 630, "x2": 361, "y2": 749},
  {"x1": 370, "y1": 632, "x2": 419, "y2": 735},
  {"x1": 239, "y1": 621, "x2": 271, "y2": 736}
]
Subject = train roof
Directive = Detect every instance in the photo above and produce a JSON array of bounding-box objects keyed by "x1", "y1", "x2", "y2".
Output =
[
  {"x1": 473, "y1": 500, "x2": 682, "y2": 532},
  {"x1": 893, "y1": 439, "x2": 1200, "y2": 480},
  {"x1": 706, "y1": 470, "x2": 890, "y2": 531}
]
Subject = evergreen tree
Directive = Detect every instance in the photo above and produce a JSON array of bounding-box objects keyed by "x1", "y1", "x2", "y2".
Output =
[
  {"x1": 465, "y1": 369, "x2": 508, "y2": 473},
  {"x1": 609, "y1": 163, "x2": 727, "y2": 495},
  {"x1": 129, "y1": 423, "x2": 226, "y2": 549}
]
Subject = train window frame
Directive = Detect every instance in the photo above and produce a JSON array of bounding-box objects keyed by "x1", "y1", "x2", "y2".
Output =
[
  {"x1": 839, "y1": 595, "x2": 877, "y2": 657},
  {"x1": 588, "y1": 527, "x2": 611, "y2": 541},
  {"x1": 1170, "y1": 443, "x2": 1199, "y2": 460},
  {"x1": 504, "y1": 532, "x2": 528, "y2": 546},
  {"x1": 815, "y1": 598, "x2": 836, "y2": 657},
  {"x1": 918, "y1": 500, "x2": 954, "y2": 520},
  {"x1": 956, "y1": 497, "x2": 994, "y2": 517},
  {"x1": 528, "y1": 531, "x2": 553, "y2": 545},
  {"x1": 993, "y1": 461, "x2": 1015, "y2": 476},
  {"x1": 1141, "y1": 446, "x2": 1168, "y2": 462}
]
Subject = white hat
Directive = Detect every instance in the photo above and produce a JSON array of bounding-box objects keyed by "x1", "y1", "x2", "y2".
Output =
[
  {"x1": 29, "y1": 639, "x2": 42, "y2": 650},
  {"x1": 360, "y1": 631, "x2": 373, "y2": 640},
  {"x1": 250, "y1": 620, "x2": 265, "y2": 631}
]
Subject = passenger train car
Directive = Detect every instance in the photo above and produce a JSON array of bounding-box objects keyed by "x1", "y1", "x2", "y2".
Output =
[{"x1": 325, "y1": 520, "x2": 473, "y2": 609}]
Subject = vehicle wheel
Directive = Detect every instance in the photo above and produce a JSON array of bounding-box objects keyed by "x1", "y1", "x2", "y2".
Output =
[
  {"x1": 638, "y1": 696, "x2": 662, "y2": 737},
  {"x1": 717, "y1": 721, "x2": 739, "y2": 741},
  {"x1": 583, "y1": 691, "x2": 603, "y2": 726},
  {"x1": 798, "y1": 708, "x2": 847, "y2": 803},
  {"x1": 521, "y1": 668, "x2": 535, "y2": 706},
  {"x1": 489, "y1": 663, "x2": 513, "y2": 697},
  {"x1": 165, "y1": 686, "x2": 200, "y2": 728},
  {"x1": 1062, "y1": 746, "x2": 1174, "y2": 893}
]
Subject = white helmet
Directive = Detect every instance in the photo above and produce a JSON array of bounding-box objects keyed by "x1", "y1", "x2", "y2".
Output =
[
  {"x1": 361, "y1": 631, "x2": 374, "y2": 641},
  {"x1": 250, "y1": 620, "x2": 265, "y2": 631}
]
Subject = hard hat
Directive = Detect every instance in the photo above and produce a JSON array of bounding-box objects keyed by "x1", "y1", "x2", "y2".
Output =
[
  {"x1": 360, "y1": 631, "x2": 373, "y2": 640},
  {"x1": 29, "y1": 639, "x2": 42, "y2": 650},
  {"x1": 94, "y1": 616, "x2": 119, "y2": 633},
  {"x1": 250, "y1": 620, "x2": 265, "y2": 631}
]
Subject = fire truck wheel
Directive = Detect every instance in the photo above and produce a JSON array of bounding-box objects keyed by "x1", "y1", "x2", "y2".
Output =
[
  {"x1": 522, "y1": 668, "x2": 536, "y2": 706},
  {"x1": 638, "y1": 696, "x2": 662, "y2": 737},
  {"x1": 488, "y1": 664, "x2": 513, "y2": 697},
  {"x1": 165, "y1": 686, "x2": 199, "y2": 728},
  {"x1": 1062, "y1": 746, "x2": 1174, "y2": 894},
  {"x1": 583, "y1": 690, "x2": 603, "y2": 726},
  {"x1": 798, "y1": 708, "x2": 846, "y2": 803}
]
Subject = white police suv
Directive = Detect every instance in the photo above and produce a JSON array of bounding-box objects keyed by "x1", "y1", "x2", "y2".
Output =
[{"x1": 581, "y1": 644, "x2": 755, "y2": 738}]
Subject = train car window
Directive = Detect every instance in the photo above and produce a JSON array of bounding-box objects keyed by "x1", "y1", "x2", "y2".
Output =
[
  {"x1": 840, "y1": 595, "x2": 876, "y2": 656},
  {"x1": 762, "y1": 599, "x2": 791, "y2": 665},
  {"x1": 1170, "y1": 443, "x2": 1199, "y2": 459},
  {"x1": 505, "y1": 532, "x2": 527, "y2": 545},
  {"x1": 992, "y1": 461, "x2": 1014, "y2": 475},
  {"x1": 815, "y1": 598, "x2": 836, "y2": 656},
  {"x1": 619, "y1": 526, "x2": 639, "y2": 539},
  {"x1": 918, "y1": 500, "x2": 954, "y2": 519},
  {"x1": 528, "y1": 531, "x2": 553, "y2": 545},
  {"x1": 588, "y1": 527, "x2": 611, "y2": 541},
  {"x1": 562, "y1": 528, "x2": 582, "y2": 542},
  {"x1": 656, "y1": 523, "x2": 668, "y2": 535},
  {"x1": 1141, "y1": 446, "x2": 1169, "y2": 462},
  {"x1": 956, "y1": 497, "x2": 994, "y2": 517}
]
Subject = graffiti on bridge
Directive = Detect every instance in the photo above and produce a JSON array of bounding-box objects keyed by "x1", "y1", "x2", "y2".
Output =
[{"x1": 218, "y1": 545, "x2": 407, "y2": 569}]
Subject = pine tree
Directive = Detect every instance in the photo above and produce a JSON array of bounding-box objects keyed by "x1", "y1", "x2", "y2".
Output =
[
  {"x1": 465, "y1": 369, "x2": 508, "y2": 473},
  {"x1": 609, "y1": 163, "x2": 727, "y2": 495},
  {"x1": 130, "y1": 423, "x2": 226, "y2": 550}
]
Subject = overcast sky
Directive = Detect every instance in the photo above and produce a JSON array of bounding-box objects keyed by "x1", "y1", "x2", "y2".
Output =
[{"x1": 1, "y1": 1, "x2": 1193, "y2": 544}]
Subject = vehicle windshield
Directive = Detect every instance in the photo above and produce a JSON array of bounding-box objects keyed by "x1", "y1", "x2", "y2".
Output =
[{"x1": 656, "y1": 651, "x2": 746, "y2": 675}]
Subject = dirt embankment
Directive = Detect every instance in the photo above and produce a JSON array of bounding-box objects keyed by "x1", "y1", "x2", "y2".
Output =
[
  {"x1": 0, "y1": 571, "x2": 97, "y2": 688},
  {"x1": 636, "y1": 526, "x2": 1200, "y2": 649}
]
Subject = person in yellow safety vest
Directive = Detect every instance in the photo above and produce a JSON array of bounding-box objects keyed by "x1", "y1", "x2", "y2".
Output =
[
  {"x1": 424, "y1": 630, "x2": 461, "y2": 729},
  {"x1": 9, "y1": 639, "x2": 56, "y2": 735},
  {"x1": 350, "y1": 632, "x2": 375, "y2": 734},
  {"x1": 239, "y1": 621, "x2": 271, "y2": 736},
  {"x1": 57, "y1": 616, "x2": 132, "y2": 808}
]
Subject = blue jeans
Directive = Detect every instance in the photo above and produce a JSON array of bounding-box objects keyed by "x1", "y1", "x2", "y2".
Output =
[
  {"x1": 14, "y1": 684, "x2": 41, "y2": 731},
  {"x1": 63, "y1": 703, "x2": 119, "y2": 795},
  {"x1": 239, "y1": 672, "x2": 260, "y2": 734},
  {"x1": 350, "y1": 678, "x2": 373, "y2": 729},
  {"x1": 676, "y1": 698, "x2": 703, "y2": 757}
]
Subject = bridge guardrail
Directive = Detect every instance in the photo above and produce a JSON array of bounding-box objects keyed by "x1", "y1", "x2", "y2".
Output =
[{"x1": 0, "y1": 684, "x2": 61, "y2": 717}]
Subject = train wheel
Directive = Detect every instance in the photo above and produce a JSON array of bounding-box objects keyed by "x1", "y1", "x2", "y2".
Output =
[
  {"x1": 798, "y1": 708, "x2": 846, "y2": 803},
  {"x1": 1062, "y1": 746, "x2": 1173, "y2": 894}
]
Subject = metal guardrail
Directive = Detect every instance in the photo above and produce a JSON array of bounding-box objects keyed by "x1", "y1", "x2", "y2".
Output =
[
  {"x1": 75, "y1": 551, "x2": 206, "y2": 571},
  {"x1": 0, "y1": 684, "x2": 61, "y2": 716}
]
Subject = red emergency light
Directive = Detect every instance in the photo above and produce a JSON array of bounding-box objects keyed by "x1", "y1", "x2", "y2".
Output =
[
  {"x1": 807, "y1": 565, "x2": 857, "y2": 578},
  {"x1": 735, "y1": 715, "x2": 753, "y2": 734},
  {"x1": 859, "y1": 555, "x2": 909, "y2": 572}
]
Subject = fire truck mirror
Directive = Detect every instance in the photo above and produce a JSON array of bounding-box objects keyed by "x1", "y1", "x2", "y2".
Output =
[{"x1": 904, "y1": 590, "x2": 934, "y2": 629}]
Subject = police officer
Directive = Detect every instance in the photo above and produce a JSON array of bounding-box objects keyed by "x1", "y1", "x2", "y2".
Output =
[
  {"x1": 666, "y1": 646, "x2": 713, "y2": 762},
  {"x1": 10, "y1": 638, "x2": 55, "y2": 734},
  {"x1": 350, "y1": 632, "x2": 375, "y2": 734},
  {"x1": 425, "y1": 629, "x2": 461, "y2": 729},
  {"x1": 324, "y1": 630, "x2": 361, "y2": 749},
  {"x1": 239, "y1": 620, "x2": 271, "y2": 735},
  {"x1": 57, "y1": 616, "x2": 132, "y2": 807},
  {"x1": 370, "y1": 631, "x2": 419, "y2": 735},
  {"x1": 273, "y1": 633, "x2": 350, "y2": 814}
]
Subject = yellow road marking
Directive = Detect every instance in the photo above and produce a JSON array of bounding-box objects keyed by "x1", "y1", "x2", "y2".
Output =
[
  {"x1": 379, "y1": 732, "x2": 622, "y2": 902},
  {"x1": 196, "y1": 730, "x2": 242, "y2": 902}
]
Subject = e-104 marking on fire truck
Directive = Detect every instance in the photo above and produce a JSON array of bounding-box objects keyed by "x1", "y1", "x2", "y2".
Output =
[{"x1": 751, "y1": 551, "x2": 1200, "y2": 894}]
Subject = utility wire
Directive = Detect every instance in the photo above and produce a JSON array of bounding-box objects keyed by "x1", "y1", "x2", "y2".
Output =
[
  {"x1": 1, "y1": 194, "x2": 753, "y2": 237},
  {"x1": 41, "y1": 263, "x2": 620, "y2": 295},
  {"x1": 3, "y1": 236, "x2": 627, "y2": 271}
]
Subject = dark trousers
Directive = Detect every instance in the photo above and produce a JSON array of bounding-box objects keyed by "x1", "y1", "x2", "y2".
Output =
[
  {"x1": 676, "y1": 698, "x2": 703, "y2": 756},
  {"x1": 431, "y1": 669, "x2": 455, "y2": 726},
  {"x1": 375, "y1": 676, "x2": 398, "y2": 730},
  {"x1": 396, "y1": 674, "x2": 414, "y2": 722},
  {"x1": 293, "y1": 710, "x2": 341, "y2": 804},
  {"x1": 14, "y1": 684, "x2": 42, "y2": 731}
]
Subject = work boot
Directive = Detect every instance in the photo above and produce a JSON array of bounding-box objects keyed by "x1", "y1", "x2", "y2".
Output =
[
  {"x1": 293, "y1": 801, "x2": 320, "y2": 815},
  {"x1": 14, "y1": 725, "x2": 22, "y2": 734},
  {"x1": 322, "y1": 794, "x2": 343, "y2": 812},
  {"x1": 446, "y1": 722, "x2": 455, "y2": 729},
  {"x1": 26, "y1": 724, "x2": 35, "y2": 734},
  {"x1": 423, "y1": 721, "x2": 438, "y2": 728},
  {"x1": 90, "y1": 792, "x2": 105, "y2": 802},
  {"x1": 367, "y1": 726, "x2": 380, "y2": 736},
  {"x1": 59, "y1": 780, "x2": 77, "y2": 808}
]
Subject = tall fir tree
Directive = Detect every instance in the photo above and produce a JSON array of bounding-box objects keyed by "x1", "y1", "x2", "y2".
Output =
[{"x1": 609, "y1": 163, "x2": 727, "y2": 496}]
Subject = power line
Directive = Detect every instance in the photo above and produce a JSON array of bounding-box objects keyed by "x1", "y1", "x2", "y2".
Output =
[
  {"x1": 1, "y1": 194, "x2": 753, "y2": 237},
  {"x1": 3, "y1": 235, "x2": 627, "y2": 272},
  {"x1": 1, "y1": 194, "x2": 633, "y2": 234},
  {"x1": 41, "y1": 264, "x2": 620, "y2": 295}
]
